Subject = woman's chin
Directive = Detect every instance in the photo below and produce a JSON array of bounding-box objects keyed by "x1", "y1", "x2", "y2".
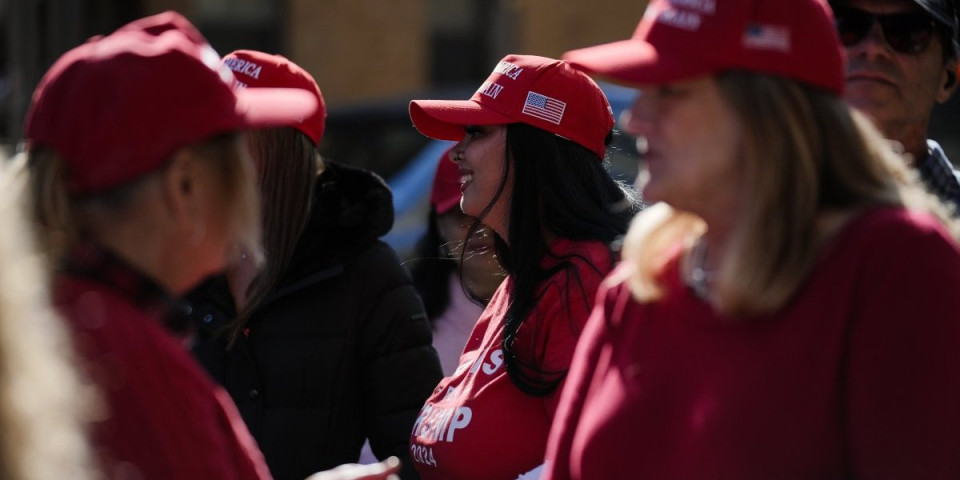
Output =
[{"x1": 640, "y1": 182, "x2": 664, "y2": 205}]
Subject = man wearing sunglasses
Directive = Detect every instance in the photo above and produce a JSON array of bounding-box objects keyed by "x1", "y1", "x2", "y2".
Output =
[{"x1": 833, "y1": 0, "x2": 960, "y2": 210}]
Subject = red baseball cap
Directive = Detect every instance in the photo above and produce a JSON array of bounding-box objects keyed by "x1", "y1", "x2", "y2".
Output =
[
  {"x1": 430, "y1": 147, "x2": 462, "y2": 215},
  {"x1": 562, "y1": 0, "x2": 844, "y2": 95},
  {"x1": 222, "y1": 49, "x2": 327, "y2": 145},
  {"x1": 409, "y1": 54, "x2": 614, "y2": 159},
  {"x1": 24, "y1": 11, "x2": 318, "y2": 195}
]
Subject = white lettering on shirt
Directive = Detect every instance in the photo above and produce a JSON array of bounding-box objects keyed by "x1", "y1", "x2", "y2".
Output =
[
  {"x1": 445, "y1": 407, "x2": 472, "y2": 442},
  {"x1": 413, "y1": 404, "x2": 473, "y2": 444},
  {"x1": 482, "y1": 348, "x2": 503, "y2": 375},
  {"x1": 410, "y1": 344, "x2": 505, "y2": 469},
  {"x1": 467, "y1": 346, "x2": 504, "y2": 375}
]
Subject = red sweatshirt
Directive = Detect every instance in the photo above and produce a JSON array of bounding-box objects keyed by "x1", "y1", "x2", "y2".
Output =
[
  {"x1": 411, "y1": 239, "x2": 614, "y2": 480},
  {"x1": 544, "y1": 207, "x2": 960, "y2": 480},
  {"x1": 54, "y1": 245, "x2": 271, "y2": 480}
]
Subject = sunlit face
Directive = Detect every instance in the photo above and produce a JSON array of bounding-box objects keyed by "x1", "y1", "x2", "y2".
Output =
[
  {"x1": 451, "y1": 125, "x2": 513, "y2": 240},
  {"x1": 621, "y1": 76, "x2": 744, "y2": 218},
  {"x1": 841, "y1": 0, "x2": 955, "y2": 138}
]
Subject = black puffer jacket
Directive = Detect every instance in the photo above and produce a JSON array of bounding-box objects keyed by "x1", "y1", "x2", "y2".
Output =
[{"x1": 187, "y1": 162, "x2": 442, "y2": 480}]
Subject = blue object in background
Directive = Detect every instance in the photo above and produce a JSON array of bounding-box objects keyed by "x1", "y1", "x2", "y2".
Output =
[{"x1": 383, "y1": 140, "x2": 453, "y2": 259}]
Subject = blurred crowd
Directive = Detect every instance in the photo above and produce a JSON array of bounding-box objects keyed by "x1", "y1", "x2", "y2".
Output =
[{"x1": 3, "y1": 0, "x2": 960, "y2": 479}]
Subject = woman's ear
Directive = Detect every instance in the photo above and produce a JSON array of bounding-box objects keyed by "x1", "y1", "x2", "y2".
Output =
[{"x1": 159, "y1": 149, "x2": 203, "y2": 240}]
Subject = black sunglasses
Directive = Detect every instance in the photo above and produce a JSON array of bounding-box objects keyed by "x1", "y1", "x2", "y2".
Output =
[{"x1": 833, "y1": 6, "x2": 938, "y2": 54}]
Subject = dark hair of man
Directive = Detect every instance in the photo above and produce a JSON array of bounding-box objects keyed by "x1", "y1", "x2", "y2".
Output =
[
  {"x1": 409, "y1": 207, "x2": 458, "y2": 326},
  {"x1": 462, "y1": 122, "x2": 640, "y2": 396},
  {"x1": 935, "y1": 22, "x2": 957, "y2": 61},
  {"x1": 939, "y1": 0, "x2": 960, "y2": 61}
]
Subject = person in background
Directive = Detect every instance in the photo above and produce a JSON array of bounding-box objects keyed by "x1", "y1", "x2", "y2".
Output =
[
  {"x1": 22, "y1": 12, "x2": 399, "y2": 480},
  {"x1": 186, "y1": 49, "x2": 441, "y2": 480},
  {"x1": 406, "y1": 54, "x2": 640, "y2": 480},
  {"x1": 410, "y1": 149, "x2": 505, "y2": 375},
  {"x1": 542, "y1": 0, "x2": 960, "y2": 478},
  {"x1": 833, "y1": 0, "x2": 960, "y2": 209},
  {"x1": 0, "y1": 158, "x2": 96, "y2": 480}
]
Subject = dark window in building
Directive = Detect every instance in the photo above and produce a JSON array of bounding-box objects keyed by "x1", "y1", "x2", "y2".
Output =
[
  {"x1": 193, "y1": 0, "x2": 282, "y2": 56},
  {"x1": 5, "y1": 0, "x2": 143, "y2": 147},
  {"x1": 428, "y1": 0, "x2": 515, "y2": 86}
]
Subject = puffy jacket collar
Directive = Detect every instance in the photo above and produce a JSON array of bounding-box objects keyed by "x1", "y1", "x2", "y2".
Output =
[
  {"x1": 281, "y1": 161, "x2": 394, "y2": 283},
  {"x1": 183, "y1": 163, "x2": 395, "y2": 331}
]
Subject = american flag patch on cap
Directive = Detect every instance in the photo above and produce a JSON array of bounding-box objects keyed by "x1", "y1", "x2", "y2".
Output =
[
  {"x1": 522, "y1": 91, "x2": 566, "y2": 125},
  {"x1": 743, "y1": 23, "x2": 790, "y2": 52}
]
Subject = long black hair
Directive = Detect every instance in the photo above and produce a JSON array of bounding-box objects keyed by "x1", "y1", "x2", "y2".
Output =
[{"x1": 464, "y1": 122, "x2": 640, "y2": 396}]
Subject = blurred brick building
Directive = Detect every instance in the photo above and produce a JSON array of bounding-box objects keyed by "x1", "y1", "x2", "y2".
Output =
[
  {"x1": 8, "y1": 0, "x2": 959, "y2": 165},
  {"x1": 3, "y1": 0, "x2": 645, "y2": 147}
]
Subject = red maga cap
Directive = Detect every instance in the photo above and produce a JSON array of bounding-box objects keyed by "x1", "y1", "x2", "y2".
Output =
[
  {"x1": 563, "y1": 0, "x2": 844, "y2": 95},
  {"x1": 24, "y1": 11, "x2": 318, "y2": 194},
  {"x1": 430, "y1": 147, "x2": 462, "y2": 215},
  {"x1": 222, "y1": 50, "x2": 327, "y2": 145},
  {"x1": 409, "y1": 54, "x2": 614, "y2": 159}
]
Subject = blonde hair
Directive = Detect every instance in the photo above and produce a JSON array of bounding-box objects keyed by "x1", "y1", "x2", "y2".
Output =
[
  {"x1": 25, "y1": 133, "x2": 262, "y2": 269},
  {"x1": 23, "y1": 146, "x2": 75, "y2": 266},
  {"x1": 0, "y1": 157, "x2": 99, "y2": 480},
  {"x1": 622, "y1": 71, "x2": 959, "y2": 316}
]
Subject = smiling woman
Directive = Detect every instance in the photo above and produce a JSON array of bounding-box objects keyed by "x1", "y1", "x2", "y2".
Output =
[{"x1": 405, "y1": 54, "x2": 641, "y2": 480}]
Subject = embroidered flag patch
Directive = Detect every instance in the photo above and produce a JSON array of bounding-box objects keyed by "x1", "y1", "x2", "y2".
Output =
[
  {"x1": 522, "y1": 91, "x2": 566, "y2": 125},
  {"x1": 743, "y1": 23, "x2": 790, "y2": 52}
]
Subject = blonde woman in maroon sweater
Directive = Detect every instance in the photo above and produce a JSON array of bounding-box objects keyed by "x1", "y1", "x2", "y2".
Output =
[
  {"x1": 543, "y1": 0, "x2": 960, "y2": 478},
  {"x1": 23, "y1": 11, "x2": 400, "y2": 480}
]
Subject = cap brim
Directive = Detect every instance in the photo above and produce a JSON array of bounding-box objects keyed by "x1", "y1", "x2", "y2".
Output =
[
  {"x1": 235, "y1": 88, "x2": 318, "y2": 128},
  {"x1": 409, "y1": 100, "x2": 516, "y2": 141},
  {"x1": 563, "y1": 39, "x2": 715, "y2": 87}
]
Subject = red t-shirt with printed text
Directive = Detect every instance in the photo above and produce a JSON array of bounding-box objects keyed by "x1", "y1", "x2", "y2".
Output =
[{"x1": 410, "y1": 238, "x2": 615, "y2": 480}]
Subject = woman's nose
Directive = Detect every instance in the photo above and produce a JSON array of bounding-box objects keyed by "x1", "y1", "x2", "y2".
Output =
[
  {"x1": 450, "y1": 142, "x2": 466, "y2": 163},
  {"x1": 620, "y1": 94, "x2": 655, "y2": 137}
]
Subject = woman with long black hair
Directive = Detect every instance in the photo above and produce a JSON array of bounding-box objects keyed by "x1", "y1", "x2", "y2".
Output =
[{"x1": 406, "y1": 54, "x2": 640, "y2": 480}]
